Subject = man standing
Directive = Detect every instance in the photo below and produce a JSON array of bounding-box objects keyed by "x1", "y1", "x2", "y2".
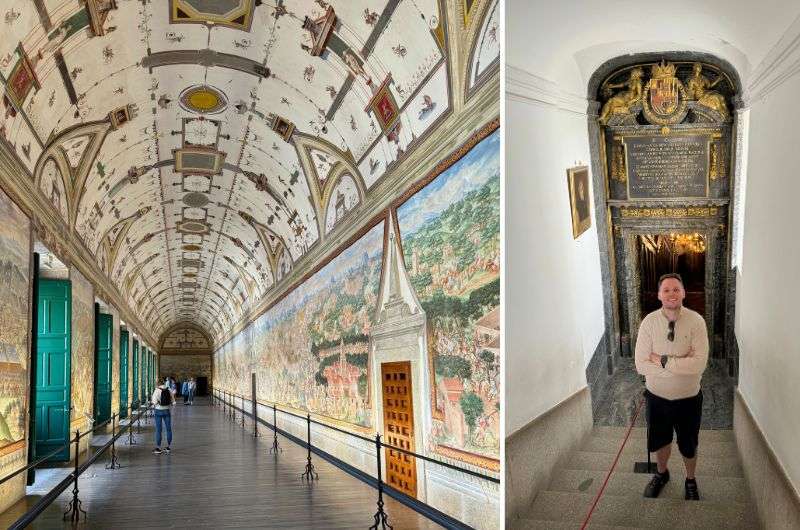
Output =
[
  {"x1": 151, "y1": 378, "x2": 175, "y2": 454},
  {"x1": 634, "y1": 273, "x2": 708, "y2": 500}
]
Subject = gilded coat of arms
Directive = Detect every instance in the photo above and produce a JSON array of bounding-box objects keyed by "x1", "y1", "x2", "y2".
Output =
[{"x1": 642, "y1": 61, "x2": 687, "y2": 125}]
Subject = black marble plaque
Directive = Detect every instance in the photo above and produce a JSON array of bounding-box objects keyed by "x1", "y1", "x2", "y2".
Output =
[{"x1": 625, "y1": 134, "x2": 709, "y2": 198}]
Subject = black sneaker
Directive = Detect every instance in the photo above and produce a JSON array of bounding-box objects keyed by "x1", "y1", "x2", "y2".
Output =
[
  {"x1": 643, "y1": 469, "x2": 670, "y2": 498},
  {"x1": 685, "y1": 478, "x2": 700, "y2": 500},
  {"x1": 153, "y1": 447, "x2": 162, "y2": 455},
  {"x1": 164, "y1": 446, "x2": 171, "y2": 454}
]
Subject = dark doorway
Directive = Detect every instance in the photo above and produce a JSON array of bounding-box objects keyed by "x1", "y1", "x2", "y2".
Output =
[
  {"x1": 196, "y1": 376, "x2": 208, "y2": 396},
  {"x1": 637, "y1": 233, "x2": 706, "y2": 317}
]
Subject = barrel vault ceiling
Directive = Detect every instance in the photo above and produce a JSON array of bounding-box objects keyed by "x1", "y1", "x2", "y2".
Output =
[{"x1": 0, "y1": 0, "x2": 499, "y2": 343}]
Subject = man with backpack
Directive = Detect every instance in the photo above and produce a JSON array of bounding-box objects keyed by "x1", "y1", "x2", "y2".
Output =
[{"x1": 152, "y1": 378, "x2": 175, "y2": 454}]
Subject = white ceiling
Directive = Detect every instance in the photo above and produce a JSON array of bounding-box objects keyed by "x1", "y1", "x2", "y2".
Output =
[
  {"x1": 0, "y1": 0, "x2": 498, "y2": 343},
  {"x1": 507, "y1": 0, "x2": 800, "y2": 97}
]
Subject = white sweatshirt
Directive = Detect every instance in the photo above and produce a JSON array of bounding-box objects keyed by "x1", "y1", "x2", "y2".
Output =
[{"x1": 634, "y1": 307, "x2": 709, "y2": 400}]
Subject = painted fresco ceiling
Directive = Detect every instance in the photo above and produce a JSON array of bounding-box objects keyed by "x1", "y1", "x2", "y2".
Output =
[{"x1": 0, "y1": 0, "x2": 499, "y2": 342}]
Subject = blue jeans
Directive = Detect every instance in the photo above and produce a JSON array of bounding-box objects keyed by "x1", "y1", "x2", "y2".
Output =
[
  {"x1": 188, "y1": 389, "x2": 195, "y2": 402},
  {"x1": 155, "y1": 409, "x2": 172, "y2": 447}
]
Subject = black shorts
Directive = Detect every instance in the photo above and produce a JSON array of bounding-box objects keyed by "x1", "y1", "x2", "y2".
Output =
[{"x1": 645, "y1": 390, "x2": 703, "y2": 458}]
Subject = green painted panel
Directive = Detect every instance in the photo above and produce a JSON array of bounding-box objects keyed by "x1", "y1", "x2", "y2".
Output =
[
  {"x1": 119, "y1": 330, "x2": 129, "y2": 418},
  {"x1": 35, "y1": 279, "x2": 71, "y2": 461},
  {"x1": 132, "y1": 340, "x2": 139, "y2": 404},
  {"x1": 141, "y1": 346, "x2": 147, "y2": 400},
  {"x1": 93, "y1": 311, "x2": 112, "y2": 424}
]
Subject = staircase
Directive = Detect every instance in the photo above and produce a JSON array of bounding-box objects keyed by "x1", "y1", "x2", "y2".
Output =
[{"x1": 515, "y1": 426, "x2": 761, "y2": 529}]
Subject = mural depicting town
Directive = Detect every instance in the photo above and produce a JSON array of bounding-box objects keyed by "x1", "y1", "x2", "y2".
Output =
[
  {"x1": 216, "y1": 222, "x2": 385, "y2": 428},
  {"x1": 0, "y1": 190, "x2": 29, "y2": 451},
  {"x1": 397, "y1": 130, "x2": 501, "y2": 461}
]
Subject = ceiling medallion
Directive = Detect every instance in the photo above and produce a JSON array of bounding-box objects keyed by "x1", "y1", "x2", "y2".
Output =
[
  {"x1": 176, "y1": 220, "x2": 210, "y2": 235},
  {"x1": 182, "y1": 244, "x2": 202, "y2": 251},
  {"x1": 182, "y1": 191, "x2": 209, "y2": 207},
  {"x1": 179, "y1": 85, "x2": 228, "y2": 114}
]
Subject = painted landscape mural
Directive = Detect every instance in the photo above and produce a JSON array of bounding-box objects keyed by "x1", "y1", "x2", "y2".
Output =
[
  {"x1": 216, "y1": 222, "x2": 385, "y2": 428},
  {"x1": 397, "y1": 130, "x2": 501, "y2": 462},
  {"x1": 0, "y1": 189, "x2": 29, "y2": 454},
  {"x1": 71, "y1": 268, "x2": 94, "y2": 426}
]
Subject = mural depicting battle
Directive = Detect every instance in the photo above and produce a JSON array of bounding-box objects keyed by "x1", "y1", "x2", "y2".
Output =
[
  {"x1": 397, "y1": 130, "x2": 501, "y2": 462},
  {"x1": 0, "y1": 189, "x2": 29, "y2": 452},
  {"x1": 215, "y1": 222, "x2": 385, "y2": 428}
]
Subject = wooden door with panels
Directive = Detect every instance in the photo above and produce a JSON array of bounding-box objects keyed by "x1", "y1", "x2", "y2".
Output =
[{"x1": 381, "y1": 361, "x2": 417, "y2": 498}]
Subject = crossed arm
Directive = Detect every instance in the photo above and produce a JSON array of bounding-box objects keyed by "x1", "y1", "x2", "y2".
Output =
[{"x1": 634, "y1": 320, "x2": 709, "y2": 377}]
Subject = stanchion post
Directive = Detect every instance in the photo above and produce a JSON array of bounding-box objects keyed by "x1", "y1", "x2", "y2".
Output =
[
  {"x1": 270, "y1": 404, "x2": 281, "y2": 454},
  {"x1": 231, "y1": 393, "x2": 237, "y2": 422},
  {"x1": 63, "y1": 430, "x2": 86, "y2": 522},
  {"x1": 369, "y1": 433, "x2": 392, "y2": 530},
  {"x1": 300, "y1": 413, "x2": 318, "y2": 481},
  {"x1": 106, "y1": 413, "x2": 120, "y2": 469},
  {"x1": 136, "y1": 404, "x2": 142, "y2": 434},
  {"x1": 240, "y1": 394, "x2": 246, "y2": 428},
  {"x1": 126, "y1": 405, "x2": 137, "y2": 445}
]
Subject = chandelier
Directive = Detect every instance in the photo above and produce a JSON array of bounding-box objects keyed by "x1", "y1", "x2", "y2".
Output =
[{"x1": 668, "y1": 232, "x2": 706, "y2": 254}]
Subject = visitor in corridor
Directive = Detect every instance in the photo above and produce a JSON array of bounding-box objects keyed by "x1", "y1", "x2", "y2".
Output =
[
  {"x1": 187, "y1": 378, "x2": 196, "y2": 405},
  {"x1": 182, "y1": 379, "x2": 190, "y2": 404},
  {"x1": 168, "y1": 376, "x2": 177, "y2": 403},
  {"x1": 634, "y1": 273, "x2": 709, "y2": 501},
  {"x1": 152, "y1": 378, "x2": 175, "y2": 455}
]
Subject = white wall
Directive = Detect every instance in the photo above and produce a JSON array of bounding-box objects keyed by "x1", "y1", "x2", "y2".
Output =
[
  {"x1": 505, "y1": 92, "x2": 605, "y2": 435},
  {"x1": 736, "y1": 71, "x2": 800, "y2": 493}
]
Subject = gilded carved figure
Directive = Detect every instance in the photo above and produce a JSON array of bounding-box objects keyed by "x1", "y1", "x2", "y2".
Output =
[
  {"x1": 686, "y1": 63, "x2": 728, "y2": 120},
  {"x1": 599, "y1": 67, "x2": 644, "y2": 125}
]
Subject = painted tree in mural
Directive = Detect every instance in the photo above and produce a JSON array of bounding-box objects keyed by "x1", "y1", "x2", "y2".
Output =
[{"x1": 398, "y1": 130, "x2": 501, "y2": 461}]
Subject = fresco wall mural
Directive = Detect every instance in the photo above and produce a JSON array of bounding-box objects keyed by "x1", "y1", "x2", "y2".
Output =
[
  {"x1": 0, "y1": 188, "x2": 29, "y2": 456},
  {"x1": 216, "y1": 221, "x2": 385, "y2": 428},
  {"x1": 70, "y1": 268, "x2": 94, "y2": 427},
  {"x1": 397, "y1": 129, "x2": 500, "y2": 461},
  {"x1": 161, "y1": 354, "x2": 212, "y2": 384}
]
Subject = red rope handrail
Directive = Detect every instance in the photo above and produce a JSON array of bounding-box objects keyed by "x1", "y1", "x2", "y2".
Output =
[{"x1": 580, "y1": 397, "x2": 646, "y2": 530}]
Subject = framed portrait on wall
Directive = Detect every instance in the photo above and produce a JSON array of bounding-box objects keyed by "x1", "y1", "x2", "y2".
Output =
[{"x1": 567, "y1": 165, "x2": 591, "y2": 238}]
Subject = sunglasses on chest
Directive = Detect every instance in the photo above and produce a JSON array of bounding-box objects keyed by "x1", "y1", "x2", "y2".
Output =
[{"x1": 667, "y1": 321, "x2": 675, "y2": 342}]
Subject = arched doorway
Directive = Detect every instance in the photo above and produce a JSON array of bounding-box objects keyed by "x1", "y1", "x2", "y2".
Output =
[{"x1": 587, "y1": 53, "x2": 742, "y2": 379}]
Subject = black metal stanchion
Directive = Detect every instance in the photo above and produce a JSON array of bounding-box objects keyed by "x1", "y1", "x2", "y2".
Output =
[
  {"x1": 270, "y1": 404, "x2": 281, "y2": 454},
  {"x1": 252, "y1": 400, "x2": 260, "y2": 438},
  {"x1": 106, "y1": 413, "x2": 120, "y2": 469},
  {"x1": 221, "y1": 391, "x2": 226, "y2": 415},
  {"x1": 63, "y1": 430, "x2": 86, "y2": 522},
  {"x1": 126, "y1": 405, "x2": 137, "y2": 445},
  {"x1": 240, "y1": 395, "x2": 246, "y2": 429},
  {"x1": 230, "y1": 394, "x2": 237, "y2": 422},
  {"x1": 136, "y1": 405, "x2": 142, "y2": 434},
  {"x1": 300, "y1": 413, "x2": 318, "y2": 481},
  {"x1": 369, "y1": 434, "x2": 392, "y2": 530},
  {"x1": 633, "y1": 393, "x2": 657, "y2": 474}
]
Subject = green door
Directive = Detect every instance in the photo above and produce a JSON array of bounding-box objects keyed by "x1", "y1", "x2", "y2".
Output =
[
  {"x1": 141, "y1": 346, "x2": 147, "y2": 400},
  {"x1": 119, "y1": 330, "x2": 129, "y2": 418},
  {"x1": 132, "y1": 340, "x2": 139, "y2": 405},
  {"x1": 93, "y1": 309, "x2": 112, "y2": 424},
  {"x1": 35, "y1": 279, "x2": 71, "y2": 461}
]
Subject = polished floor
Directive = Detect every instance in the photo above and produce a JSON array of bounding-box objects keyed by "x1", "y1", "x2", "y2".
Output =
[{"x1": 0, "y1": 399, "x2": 441, "y2": 529}]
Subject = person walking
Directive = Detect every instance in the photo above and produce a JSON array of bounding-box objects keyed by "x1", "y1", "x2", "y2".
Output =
[
  {"x1": 168, "y1": 376, "x2": 177, "y2": 405},
  {"x1": 182, "y1": 379, "x2": 190, "y2": 404},
  {"x1": 151, "y1": 378, "x2": 175, "y2": 454},
  {"x1": 635, "y1": 273, "x2": 709, "y2": 501},
  {"x1": 187, "y1": 378, "x2": 197, "y2": 405}
]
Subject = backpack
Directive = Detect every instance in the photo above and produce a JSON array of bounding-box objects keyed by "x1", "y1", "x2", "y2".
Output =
[{"x1": 159, "y1": 387, "x2": 172, "y2": 406}]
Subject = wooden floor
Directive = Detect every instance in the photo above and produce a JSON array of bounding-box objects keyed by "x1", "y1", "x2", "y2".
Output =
[{"x1": 0, "y1": 399, "x2": 442, "y2": 529}]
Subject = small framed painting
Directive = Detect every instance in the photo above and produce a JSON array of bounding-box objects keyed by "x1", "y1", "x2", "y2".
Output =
[{"x1": 567, "y1": 166, "x2": 592, "y2": 238}]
